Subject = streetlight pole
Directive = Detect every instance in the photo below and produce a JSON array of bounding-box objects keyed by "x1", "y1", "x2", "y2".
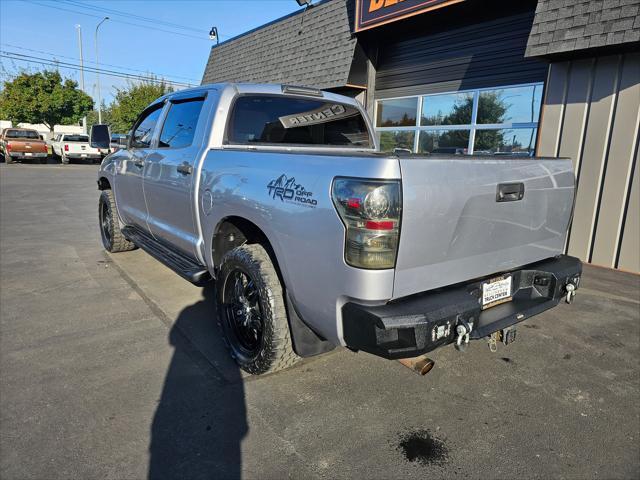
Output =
[
  {"x1": 75, "y1": 24, "x2": 86, "y2": 134},
  {"x1": 95, "y1": 16, "x2": 109, "y2": 124}
]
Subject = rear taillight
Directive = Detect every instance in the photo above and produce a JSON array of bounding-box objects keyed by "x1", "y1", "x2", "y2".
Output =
[
  {"x1": 332, "y1": 178, "x2": 401, "y2": 269},
  {"x1": 6, "y1": 143, "x2": 11, "y2": 151},
  {"x1": 64, "y1": 144, "x2": 69, "y2": 152}
]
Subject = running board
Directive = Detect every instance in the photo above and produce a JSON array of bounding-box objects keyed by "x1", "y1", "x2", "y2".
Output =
[{"x1": 121, "y1": 226, "x2": 212, "y2": 286}]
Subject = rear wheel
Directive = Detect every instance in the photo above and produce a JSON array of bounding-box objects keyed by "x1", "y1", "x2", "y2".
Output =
[
  {"x1": 61, "y1": 153, "x2": 69, "y2": 164},
  {"x1": 99, "y1": 190, "x2": 136, "y2": 253},
  {"x1": 217, "y1": 244, "x2": 299, "y2": 375}
]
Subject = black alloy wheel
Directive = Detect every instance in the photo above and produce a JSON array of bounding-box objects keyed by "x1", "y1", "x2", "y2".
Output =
[{"x1": 222, "y1": 268, "x2": 264, "y2": 359}]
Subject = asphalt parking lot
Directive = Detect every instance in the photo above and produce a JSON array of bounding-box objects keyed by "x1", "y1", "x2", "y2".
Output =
[{"x1": 1, "y1": 163, "x2": 639, "y2": 480}]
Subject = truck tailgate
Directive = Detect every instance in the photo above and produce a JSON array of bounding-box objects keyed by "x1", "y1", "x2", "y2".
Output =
[{"x1": 394, "y1": 156, "x2": 575, "y2": 299}]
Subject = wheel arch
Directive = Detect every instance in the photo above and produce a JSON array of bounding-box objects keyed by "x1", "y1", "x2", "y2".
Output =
[{"x1": 97, "y1": 176, "x2": 111, "y2": 190}]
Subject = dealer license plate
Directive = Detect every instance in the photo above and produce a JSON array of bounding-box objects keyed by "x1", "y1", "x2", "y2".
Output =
[
  {"x1": 24, "y1": 152, "x2": 32, "y2": 156},
  {"x1": 482, "y1": 275, "x2": 512, "y2": 309}
]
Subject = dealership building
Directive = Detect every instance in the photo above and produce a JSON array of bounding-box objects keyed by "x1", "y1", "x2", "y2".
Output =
[{"x1": 202, "y1": 0, "x2": 640, "y2": 273}]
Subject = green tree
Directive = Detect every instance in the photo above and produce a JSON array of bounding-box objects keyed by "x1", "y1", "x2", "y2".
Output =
[
  {"x1": 0, "y1": 70, "x2": 93, "y2": 132},
  {"x1": 108, "y1": 80, "x2": 173, "y2": 133}
]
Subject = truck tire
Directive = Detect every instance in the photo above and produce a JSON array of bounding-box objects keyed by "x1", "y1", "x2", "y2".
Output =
[
  {"x1": 61, "y1": 153, "x2": 69, "y2": 165},
  {"x1": 99, "y1": 190, "x2": 136, "y2": 253},
  {"x1": 217, "y1": 244, "x2": 300, "y2": 375}
]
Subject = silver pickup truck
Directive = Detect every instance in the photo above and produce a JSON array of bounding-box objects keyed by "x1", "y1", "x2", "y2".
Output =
[{"x1": 91, "y1": 83, "x2": 581, "y2": 376}]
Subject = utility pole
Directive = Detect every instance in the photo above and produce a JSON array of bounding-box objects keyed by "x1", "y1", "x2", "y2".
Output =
[
  {"x1": 95, "y1": 16, "x2": 109, "y2": 124},
  {"x1": 75, "y1": 24, "x2": 86, "y2": 134}
]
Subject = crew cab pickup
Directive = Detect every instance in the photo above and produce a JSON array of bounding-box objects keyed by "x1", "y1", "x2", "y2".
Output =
[
  {"x1": 92, "y1": 83, "x2": 581, "y2": 375},
  {"x1": 0, "y1": 128, "x2": 48, "y2": 163},
  {"x1": 51, "y1": 133, "x2": 105, "y2": 164}
]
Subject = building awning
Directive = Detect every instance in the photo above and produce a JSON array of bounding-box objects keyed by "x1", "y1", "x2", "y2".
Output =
[
  {"x1": 526, "y1": 0, "x2": 640, "y2": 58},
  {"x1": 201, "y1": 0, "x2": 366, "y2": 90}
]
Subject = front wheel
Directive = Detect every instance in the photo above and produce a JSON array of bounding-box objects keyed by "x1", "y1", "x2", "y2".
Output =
[
  {"x1": 217, "y1": 244, "x2": 300, "y2": 375},
  {"x1": 98, "y1": 190, "x2": 136, "y2": 253}
]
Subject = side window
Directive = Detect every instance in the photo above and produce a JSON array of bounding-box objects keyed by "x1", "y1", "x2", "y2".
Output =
[
  {"x1": 130, "y1": 105, "x2": 164, "y2": 149},
  {"x1": 158, "y1": 99, "x2": 204, "y2": 149}
]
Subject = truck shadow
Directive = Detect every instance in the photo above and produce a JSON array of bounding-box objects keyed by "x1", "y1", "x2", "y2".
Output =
[{"x1": 148, "y1": 283, "x2": 247, "y2": 480}]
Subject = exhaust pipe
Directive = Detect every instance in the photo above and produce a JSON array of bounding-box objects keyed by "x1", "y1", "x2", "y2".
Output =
[{"x1": 398, "y1": 354, "x2": 435, "y2": 376}]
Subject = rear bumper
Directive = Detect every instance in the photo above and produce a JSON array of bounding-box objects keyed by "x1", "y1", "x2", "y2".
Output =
[
  {"x1": 7, "y1": 152, "x2": 48, "y2": 158},
  {"x1": 342, "y1": 255, "x2": 582, "y2": 360},
  {"x1": 66, "y1": 153, "x2": 102, "y2": 159}
]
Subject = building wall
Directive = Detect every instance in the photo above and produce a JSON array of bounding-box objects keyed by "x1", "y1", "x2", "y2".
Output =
[{"x1": 537, "y1": 52, "x2": 639, "y2": 272}]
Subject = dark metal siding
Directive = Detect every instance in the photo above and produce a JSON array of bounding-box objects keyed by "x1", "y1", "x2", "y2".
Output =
[{"x1": 375, "y1": 12, "x2": 548, "y2": 98}]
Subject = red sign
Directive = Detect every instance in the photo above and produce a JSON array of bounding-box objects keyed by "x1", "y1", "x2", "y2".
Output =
[{"x1": 354, "y1": 0, "x2": 464, "y2": 32}]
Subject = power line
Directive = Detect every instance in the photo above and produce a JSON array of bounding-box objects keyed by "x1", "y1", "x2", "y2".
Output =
[
  {"x1": 0, "y1": 52, "x2": 196, "y2": 88},
  {"x1": 60, "y1": 0, "x2": 212, "y2": 36},
  {"x1": 21, "y1": 0, "x2": 211, "y2": 41},
  {"x1": 1, "y1": 43, "x2": 200, "y2": 83}
]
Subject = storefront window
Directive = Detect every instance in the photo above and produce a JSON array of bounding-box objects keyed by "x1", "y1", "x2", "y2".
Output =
[
  {"x1": 375, "y1": 82, "x2": 542, "y2": 154},
  {"x1": 418, "y1": 130, "x2": 470, "y2": 154},
  {"x1": 477, "y1": 85, "x2": 542, "y2": 124},
  {"x1": 474, "y1": 128, "x2": 537, "y2": 155},
  {"x1": 420, "y1": 92, "x2": 473, "y2": 126},
  {"x1": 378, "y1": 130, "x2": 415, "y2": 152},
  {"x1": 376, "y1": 97, "x2": 418, "y2": 127}
]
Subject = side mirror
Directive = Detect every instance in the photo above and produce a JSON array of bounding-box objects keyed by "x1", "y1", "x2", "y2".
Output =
[
  {"x1": 119, "y1": 135, "x2": 129, "y2": 147},
  {"x1": 90, "y1": 124, "x2": 111, "y2": 149}
]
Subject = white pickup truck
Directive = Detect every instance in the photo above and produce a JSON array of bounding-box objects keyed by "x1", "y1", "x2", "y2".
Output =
[{"x1": 51, "y1": 133, "x2": 105, "y2": 164}]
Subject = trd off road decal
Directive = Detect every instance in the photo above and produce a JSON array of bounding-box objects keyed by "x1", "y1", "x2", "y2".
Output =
[{"x1": 267, "y1": 174, "x2": 317, "y2": 207}]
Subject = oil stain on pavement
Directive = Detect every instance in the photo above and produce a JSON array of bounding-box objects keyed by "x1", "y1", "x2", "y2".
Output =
[{"x1": 397, "y1": 429, "x2": 449, "y2": 466}]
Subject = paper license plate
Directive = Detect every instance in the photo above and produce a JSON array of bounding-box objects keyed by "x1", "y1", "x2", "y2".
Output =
[
  {"x1": 482, "y1": 275, "x2": 512, "y2": 309},
  {"x1": 24, "y1": 152, "x2": 32, "y2": 156},
  {"x1": 81, "y1": 153, "x2": 87, "y2": 157}
]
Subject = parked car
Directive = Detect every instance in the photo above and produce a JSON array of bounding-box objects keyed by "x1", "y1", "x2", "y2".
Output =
[
  {"x1": 0, "y1": 128, "x2": 49, "y2": 163},
  {"x1": 51, "y1": 133, "x2": 106, "y2": 164},
  {"x1": 92, "y1": 83, "x2": 581, "y2": 376}
]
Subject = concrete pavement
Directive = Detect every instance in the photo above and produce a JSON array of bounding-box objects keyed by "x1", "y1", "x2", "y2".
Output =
[{"x1": 1, "y1": 163, "x2": 639, "y2": 479}]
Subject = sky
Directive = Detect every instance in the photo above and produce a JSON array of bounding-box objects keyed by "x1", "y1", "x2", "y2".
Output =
[{"x1": 0, "y1": 0, "x2": 303, "y2": 104}]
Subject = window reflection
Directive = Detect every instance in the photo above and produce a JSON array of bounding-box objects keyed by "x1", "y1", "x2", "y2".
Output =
[
  {"x1": 477, "y1": 85, "x2": 541, "y2": 124},
  {"x1": 418, "y1": 130, "x2": 469, "y2": 154},
  {"x1": 421, "y1": 92, "x2": 473, "y2": 126},
  {"x1": 376, "y1": 98, "x2": 418, "y2": 127},
  {"x1": 474, "y1": 128, "x2": 537, "y2": 155},
  {"x1": 379, "y1": 130, "x2": 415, "y2": 152}
]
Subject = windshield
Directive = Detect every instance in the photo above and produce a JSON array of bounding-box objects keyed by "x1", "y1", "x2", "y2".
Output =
[
  {"x1": 63, "y1": 135, "x2": 89, "y2": 142},
  {"x1": 228, "y1": 95, "x2": 372, "y2": 148},
  {"x1": 6, "y1": 129, "x2": 39, "y2": 139}
]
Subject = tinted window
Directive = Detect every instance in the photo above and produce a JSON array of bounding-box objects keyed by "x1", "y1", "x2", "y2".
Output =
[
  {"x1": 228, "y1": 96, "x2": 372, "y2": 148},
  {"x1": 379, "y1": 130, "x2": 415, "y2": 153},
  {"x1": 158, "y1": 99, "x2": 204, "y2": 148},
  {"x1": 376, "y1": 98, "x2": 418, "y2": 127},
  {"x1": 63, "y1": 135, "x2": 89, "y2": 142},
  {"x1": 131, "y1": 105, "x2": 163, "y2": 148},
  {"x1": 420, "y1": 92, "x2": 473, "y2": 126},
  {"x1": 6, "y1": 129, "x2": 39, "y2": 139},
  {"x1": 418, "y1": 130, "x2": 470, "y2": 154},
  {"x1": 475, "y1": 128, "x2": 537, "y2": 155},
  {"x1": 477, "y1": 85, "x2": 542, "y2": 124}
]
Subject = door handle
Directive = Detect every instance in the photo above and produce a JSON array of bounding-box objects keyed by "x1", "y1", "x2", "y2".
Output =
[
  {"x1": 496, "y1": 182, "x2": 525, "y2": 202},
  {"x1": 177, "y1": 162, "x2": 193, "y2": 175},
  {"x1": 133, "y1": 158, "x2": 144, "y2": 168}
]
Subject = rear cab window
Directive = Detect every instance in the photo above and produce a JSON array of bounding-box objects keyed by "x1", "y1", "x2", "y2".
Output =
[
  {"x1": 5, "y1": 129, "x2": 39, "y2": 139},
  {"x1": 227, "y1": 95, "x2": 372, "y2": 148},
  {"x1": 63, "y1": 135, "x2": 89, "y2": 142}
]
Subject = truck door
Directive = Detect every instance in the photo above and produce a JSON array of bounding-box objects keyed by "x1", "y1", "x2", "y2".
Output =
[
  {"x1": 143, "y1": 93, "x2": 207, "y2": 258},
  {"x1": 114, "y1": 102, "x2": 164, "y2": 230}
]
